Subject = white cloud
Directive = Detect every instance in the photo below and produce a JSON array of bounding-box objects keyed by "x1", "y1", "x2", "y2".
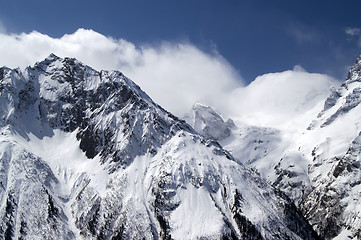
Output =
[
  {"x1": 0, "y1": 28, "x2": 339, "y2": 129},
  {"x1": 227, "y1": 70, "x2": 339, "y2": 129},
  {"x1": 0, "y1": 28, "x2": 243, "y2": 116}
]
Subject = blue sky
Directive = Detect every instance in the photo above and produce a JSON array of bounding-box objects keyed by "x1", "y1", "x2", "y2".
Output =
[{"x1": 1, "y1": 0, "x2": 361, "y2": 84}]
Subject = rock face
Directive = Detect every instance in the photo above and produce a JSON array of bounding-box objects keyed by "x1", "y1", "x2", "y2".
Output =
[{"x1": 0, "y1": 54, "x2": 318, "y2": 239}]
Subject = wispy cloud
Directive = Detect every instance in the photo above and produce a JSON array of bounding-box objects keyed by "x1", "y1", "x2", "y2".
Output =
[
  {"x1": 345, "y1": 27, "x2": 361, "y2": 36},
  {"x1": 345, "y1": 27, "x2": 361, "y2": 46},
  {"x1": 293, "y1": 65, "x2": 306, "y2": 72},
  {"x1": 288, "y1": 24, "x2": 319, "y2": 45},
  {"x1": 0, "y1": 20, "x2": 6, "y2": 34}
]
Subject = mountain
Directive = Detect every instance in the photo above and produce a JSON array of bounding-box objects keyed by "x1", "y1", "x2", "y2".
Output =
[
  {"x1": 299, "y1": 56, "x2": 361, "y2": 239},
  {"x1": 183, "y1": 102, "x2": 236, "y2": 141},
  {"x1": 187, "y1": 56, "x2": 361, "y2": 239},
  {"x1": 0, "y1": 54, "x2": 318, "y2": 239}
]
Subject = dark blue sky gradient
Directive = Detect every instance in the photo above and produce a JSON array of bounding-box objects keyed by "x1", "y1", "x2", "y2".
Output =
[{"x1": 1, "y1": 0, "x2": 361, "y2": 84}]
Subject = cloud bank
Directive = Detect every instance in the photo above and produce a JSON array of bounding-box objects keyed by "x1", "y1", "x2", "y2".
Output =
[
  {"x1": 227, "y1": 70, "x2": 339, "y2": 129},
  {"x1": 0, "y1": 29, "x2": 242, "y2": 116},
  {"x1": 0, "y1": 28, "x2": 339, "y2": 128}
]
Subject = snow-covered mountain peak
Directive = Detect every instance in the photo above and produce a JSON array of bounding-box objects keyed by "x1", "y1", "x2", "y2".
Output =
[
  {"x1": 31, "y1": 54, "x2": 157, "y2": 109},
  {"x1": 0, "y1": 66, "x2": 11, "y2": 79},
  {"x1": 0, "y1": 56, "x2": 320, "y2": 239},
  {"x1": 184, "y1": 102, "x2": 234, "y2": 141},
  {"x1": 44, "y1": 52, "x2": 62, "y2": 62},
  {"x1": 33, "y1": 53, "x2": 66, "y2": 72},
  {"x1": 344, "y1": 55, "x2": 361, "y2": 86}
]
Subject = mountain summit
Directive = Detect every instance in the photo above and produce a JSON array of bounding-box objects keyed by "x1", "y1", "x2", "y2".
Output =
[{"x1": 0, "y1": 55, "x2": 319, "y2": 239}]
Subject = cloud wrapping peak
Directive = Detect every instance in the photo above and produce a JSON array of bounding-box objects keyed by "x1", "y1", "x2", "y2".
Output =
[
  {"x1": 0, "y1": 28, "x2": 338, "y2": 128},
  {"x1": 0, "y1": 28, "x2": 243, "y2": 116},
  {"x1": 227, "y1": 70, "x2": 339, "y2": 128}
]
